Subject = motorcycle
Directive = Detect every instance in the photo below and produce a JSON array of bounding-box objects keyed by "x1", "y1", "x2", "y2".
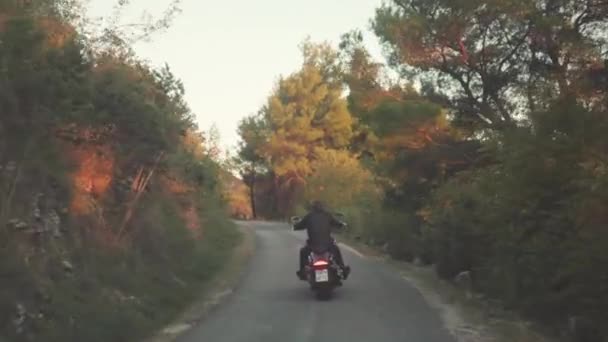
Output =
[{"x1": 290, "y1": 214, "x2": 347, "y2": 300}]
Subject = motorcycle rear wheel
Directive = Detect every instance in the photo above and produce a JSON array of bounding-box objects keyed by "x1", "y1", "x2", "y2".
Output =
[{"x1": 315, "y1": 288, "x2": 332, "y2": 301}]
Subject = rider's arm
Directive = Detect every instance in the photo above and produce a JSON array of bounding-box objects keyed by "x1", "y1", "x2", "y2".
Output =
[
  {"x1": 293, "y1": 214, "x2": 309, "y2": 231},
  {"x1": 329, "y1": 215, "x2": 345, "y2": 228}
]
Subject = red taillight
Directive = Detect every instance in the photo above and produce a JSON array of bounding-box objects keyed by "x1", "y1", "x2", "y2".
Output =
[{"x1": 313, "y1": 260, "x2": 329, "y2": 267}]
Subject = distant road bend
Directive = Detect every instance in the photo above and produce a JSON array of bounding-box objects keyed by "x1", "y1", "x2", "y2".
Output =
[{"x1": 178, "y1": 221, "x2": 456, "y2": 342}]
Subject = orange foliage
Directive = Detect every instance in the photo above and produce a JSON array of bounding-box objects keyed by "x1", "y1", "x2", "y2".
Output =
[
  {"x1": 379, "y1": 121, "x2": 449, "y2": 154},
  {"x1": 159, "y1": 174, "x2": 203, "y2": 238},
  {"x1": 0, "y1": 14, "x2": 76, "y2": 49},
  {"x1": 224, "y1": 179, "x2": 252, "y2": 219},
  {"x1": 37, "y1": 17, "x2": 76, "y2": 49},
  {"x1": 93, "y1": 57, "x2": 147, "y2": 83},
  {"x1": 58, "y1": 128, "x2": 115, "y2": 215},
  {"x1": 160, "y1": 174, "x2": 195, "y2": 195}
]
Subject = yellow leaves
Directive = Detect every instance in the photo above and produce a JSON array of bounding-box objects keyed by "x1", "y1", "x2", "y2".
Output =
[
  {"x1": 373, "y1": 109, "x2": 455, "y2": 161},
  {"x1": 37, "y1": 17, "x2": 76, "y2": 49},
  {"x1": 303, "y1": 149, "x2": 379, "y2": 209},
  {"x1": 181, "y1": 129, "x2": 205, "y2": 159},
  {"x1": 261, "y1": 44, "x2": 355, "y2": 182},
  {"x1": 222, "y1": 175, "x2": 253, "y2": 219},
  {"x1": 262, "y1": 131, "x2": 312, "y2": 179}
]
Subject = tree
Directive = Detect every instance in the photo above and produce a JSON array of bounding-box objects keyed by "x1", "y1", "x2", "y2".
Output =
[
  {"x1": 373, "y1": 0, "x2": 608, "y2": 132},
  {"x1": 302, "y1": 149, "x2": 379, "y2": 210},
  {"x1": 235, "y1": 110, "x2": 269, "y2": 218},
  {"x1": 204, "y1": 123, "x2": 222, "y2": 162},
  {"x1": 260, "y1": 41, "x2": 355, "y2": 216},
  {"x1": 86, "y1": 0, "x2": 182, "y2": 55}
]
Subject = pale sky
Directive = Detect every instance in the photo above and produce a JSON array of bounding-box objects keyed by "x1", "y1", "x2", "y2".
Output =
[{"x1": 87, "y1": 0, "x2": 385, "y2": 150}]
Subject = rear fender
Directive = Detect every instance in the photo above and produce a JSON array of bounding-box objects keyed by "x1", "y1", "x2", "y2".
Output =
[{"x1": 307, "y1": 265, "x2": 339, "y2": 288}]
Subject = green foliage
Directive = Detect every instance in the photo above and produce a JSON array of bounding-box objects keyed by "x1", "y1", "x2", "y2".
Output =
[
  {"x1": 426, "y1": 101, "x2": 608, "y2": 325},
  {"x1": 357, "y1": 2, "x2": 608, "y2": 334},
  {"x1": 373, "y1": 0, "x2": 608, "y2": 131},
  {"x1": 0, "y1": 2, "x2": 238, "y2": 341},
  {"x1": 302, "y1": 149, "x2": 380, "y2": 210},
  {"x1": 366, "y1": 98, "x2": 442, "y2": 137},
  {"x1": 0, "y1": 195, "x2": 237, "y2": 342}
]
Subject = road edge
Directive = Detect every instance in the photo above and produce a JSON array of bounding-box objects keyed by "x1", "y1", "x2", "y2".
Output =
[
  {"x1": 145, "y1": 221, "x2": 256, "y2": 342},
  {"x1": 335, "y1": 234, "x2": 554, "y2": 342}
]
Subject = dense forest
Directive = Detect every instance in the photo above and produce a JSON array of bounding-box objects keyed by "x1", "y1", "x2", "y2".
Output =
[
  {"x1": 235, "y1": 0, "x2": 608, "y2": 339},
  {"x1": 0, "y1": 1, "x2": 240, "y2": 341}
]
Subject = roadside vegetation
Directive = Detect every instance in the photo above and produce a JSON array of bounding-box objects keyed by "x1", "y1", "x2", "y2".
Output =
[{"x1": 0, "y1": 1, "x2": 239, "y2": 341}]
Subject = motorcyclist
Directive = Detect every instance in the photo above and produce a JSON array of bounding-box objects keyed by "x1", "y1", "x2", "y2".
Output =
[{"x1": 293, "y1": 200, "x2": 351, "y2": 281}]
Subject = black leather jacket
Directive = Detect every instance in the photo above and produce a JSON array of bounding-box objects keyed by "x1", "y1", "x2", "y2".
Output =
[{"x1": 294, "y1": 209, "x2": 343, "y2": 253}]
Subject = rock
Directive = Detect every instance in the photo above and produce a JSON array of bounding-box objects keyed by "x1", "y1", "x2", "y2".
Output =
[
  {"x1": 454, "y1": 270, "x2": 473, "y2": 298},
  {"x1": 31, "y1": 193, "x2": 44, "y2": 220},
  {"x1": 44, "y1": 210, "x2": 62, "y2": 238},
  {"x1": 13, "y1": 303, "x2": 27, "y2": 334},
  {"x1": 8, "y1": 219, "x2": 28, "y2": 230},
  {"x1": 32, "y1": 208, "x2": 41, "y2": 220},
  {"x1": 62, "y1": 260, "x2": 74, "y2": 273},
  {"x1": 163, "y1": 323, "x2": 192, "y2": 335}
]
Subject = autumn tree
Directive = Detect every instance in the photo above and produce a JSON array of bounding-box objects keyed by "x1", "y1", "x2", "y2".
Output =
[
  {"x1": 260, "y1": 41, "x2": 355, "y2": 216},
  {"x1": 302, "y1": 149, "x2": 379, "y2": 211}
]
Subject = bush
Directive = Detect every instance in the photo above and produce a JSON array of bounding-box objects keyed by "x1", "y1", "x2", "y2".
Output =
[{"x1": 426, "y1": 110, "x2": 608, "y2": 329}]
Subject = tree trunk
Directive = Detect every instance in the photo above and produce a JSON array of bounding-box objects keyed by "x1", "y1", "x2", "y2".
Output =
[
  {"x1": 116, "y1": 152, "x2": 164, "y2": 242},
  {"x1": 249, "y1": 172, "x2": 257, "y2": 219}
]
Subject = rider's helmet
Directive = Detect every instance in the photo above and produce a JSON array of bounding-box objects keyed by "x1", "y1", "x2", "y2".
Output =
[{"x1": 310, "y1": 200, "x2": 325, "y2": 212}]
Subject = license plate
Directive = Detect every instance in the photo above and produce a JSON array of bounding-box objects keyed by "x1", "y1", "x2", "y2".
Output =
[{"x1": 315, "y1": 269, "x2": 329, "y2": 282}]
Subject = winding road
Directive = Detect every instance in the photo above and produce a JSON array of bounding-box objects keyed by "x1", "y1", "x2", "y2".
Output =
[{"x1": 177, "y1": 221, "x2": 456, "y2": 342}]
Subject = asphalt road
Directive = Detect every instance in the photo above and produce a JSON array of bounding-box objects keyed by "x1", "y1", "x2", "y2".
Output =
[{"x1": 177, "y1": 221, "x2": 456, "y2": 342}]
